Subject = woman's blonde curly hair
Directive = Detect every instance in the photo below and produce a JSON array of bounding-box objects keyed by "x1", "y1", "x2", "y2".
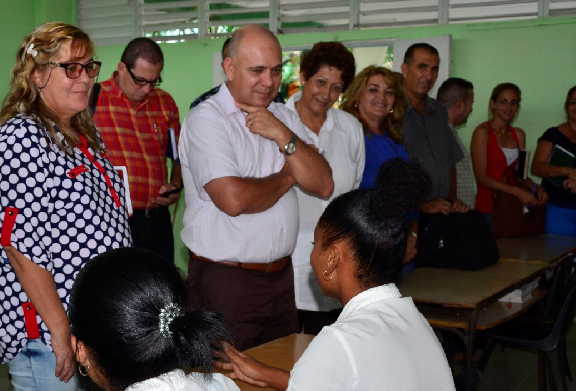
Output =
[
  {"x1": 0, "y1": 22, "x2": 101, "y2": 152},
  {"x1": 340, "y1": 65, "x2": 406, "y2": 143}
]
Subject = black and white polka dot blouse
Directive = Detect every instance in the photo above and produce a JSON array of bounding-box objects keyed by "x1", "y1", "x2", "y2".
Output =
[{"x1": 0, "y1": 114, "x2": 132, "y2": 363}]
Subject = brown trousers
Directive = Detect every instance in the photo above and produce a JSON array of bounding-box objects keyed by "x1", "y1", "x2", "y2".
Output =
[{"x1": 186, "y1": 255, "x2": 298, "y2": 350}]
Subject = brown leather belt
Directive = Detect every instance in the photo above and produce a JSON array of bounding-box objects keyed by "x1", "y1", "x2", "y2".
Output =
[{"x1": 190, "y1": 252, "x2": 291, "y2": 273}]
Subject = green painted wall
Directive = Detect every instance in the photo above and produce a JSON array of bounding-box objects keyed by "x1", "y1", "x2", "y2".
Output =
[
  {"x1": 34, "y1": 0, "x2": 76, "y2": 27},
  {"x1": 0, "y1": 0, "x2": 75, "y2": 101},
  {"x1": 0, "y1": 3, "x2": 37, "y2": 100}
]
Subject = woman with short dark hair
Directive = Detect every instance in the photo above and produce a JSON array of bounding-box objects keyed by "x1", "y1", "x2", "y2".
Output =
[
  {"x1": 285, "y1": 41, "x2": 365, "y2": 333},
  {"x1": 69, "y1": 248, "x2": 239, "y2": 391},
  {"x1": 221, "y1": 159, "x2": 455, "y2": 391}
]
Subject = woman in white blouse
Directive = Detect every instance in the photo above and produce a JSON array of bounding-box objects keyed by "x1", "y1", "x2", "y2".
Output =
[
  {"x1": 68, "y1": 248, "x2": 239, "y2": 391},
  {"x1": 285, "y1": 41, "x2": 365, "y2": 334},
  {"x1": 221, "y1": 159, "x2": 455, "y2": 391}
]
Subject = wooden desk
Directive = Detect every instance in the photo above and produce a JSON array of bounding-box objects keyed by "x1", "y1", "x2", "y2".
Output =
[
  {"x1": 498, "y1": 234, "x2": 575, "y2": 264},
  {"x1": 236, "y1": 334, "x2": 314, "y2": 391},
  {"x1": 399, "y1": 233, "x2": 575, "y2": 377},
  {"x1": 401, "y1": 258, "x2": 548, "y2": 327}
]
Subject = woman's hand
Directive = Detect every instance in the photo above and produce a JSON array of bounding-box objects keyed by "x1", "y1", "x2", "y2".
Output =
[
  {"x1": 51, "y1": 328, "x2": 76, "y2": 382},
  {"x1": 151, "y1": 183, "x2": 181, "y2": 207},
  {"x1": 535, "y1": 185, "x2": 549, "y2": 204},
  {"x1": 403, "y1": 232, "x2": 418, "y2": 264},
  {"x1": 513, "y1": 187, "x2": 539, "y2": 206},
  {"x1": 564, "y1": 178, "x2": 576, "y2": 193},
  {"x1": 217, "y1": 342, "x2": 290, "y2": 390},
  {"x1": 218, "y1": 343, "x2": 269, "y2": 387},
  {"x1": 3, "y1": 248, "x2": 77, "y2": 382}
]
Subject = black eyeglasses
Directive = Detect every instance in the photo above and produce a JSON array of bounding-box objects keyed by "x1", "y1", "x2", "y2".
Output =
[
  {"x1": 50, "y1": 60, "x2": 102, "y2": 79},
  {"x1": 124, "y1": 64, "x2": 162, "y2": 88}
]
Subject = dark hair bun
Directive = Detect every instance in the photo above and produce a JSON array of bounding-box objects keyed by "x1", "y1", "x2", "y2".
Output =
[
  {"x1": 318, "y1": 158, "x2": 431, "y2": 286},
  {"x1": 69, "y1": 248, "x2": 229, "y2": 389}
]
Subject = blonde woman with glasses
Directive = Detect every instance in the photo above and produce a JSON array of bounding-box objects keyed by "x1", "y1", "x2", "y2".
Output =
[{"x1": 0, "y1": 22, "x2": 131, "y2": 390}]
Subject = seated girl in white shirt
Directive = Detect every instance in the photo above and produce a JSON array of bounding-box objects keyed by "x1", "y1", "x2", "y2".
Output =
[
  {"x1": 220, "y1": 158, "x2": 455, "y2": 391},
  {"x1": 68, "y1": 248, "x2": 240, "y2": 391}
]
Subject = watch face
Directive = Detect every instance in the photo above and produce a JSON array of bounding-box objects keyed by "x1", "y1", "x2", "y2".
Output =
[{"x1": 285, "y1": 141, "x2": 296, "y2": 155}]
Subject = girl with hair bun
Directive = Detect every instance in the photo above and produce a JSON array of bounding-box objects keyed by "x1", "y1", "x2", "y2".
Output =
[
  {"x1": 68, "y1": 248, "x2": 239, "y2": 391},
  {"x1": 221, "y1": 159, "x2": 455, "y2": 391}
]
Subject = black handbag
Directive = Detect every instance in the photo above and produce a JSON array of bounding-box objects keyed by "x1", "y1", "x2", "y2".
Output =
[{"x1": 414, "y1": 210, "x2": 499, "y2": 270}]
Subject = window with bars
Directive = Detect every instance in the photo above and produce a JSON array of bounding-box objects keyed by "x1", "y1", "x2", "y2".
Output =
[{"x1": 78, "y1": 0, "x2": 576, "y2": 46}]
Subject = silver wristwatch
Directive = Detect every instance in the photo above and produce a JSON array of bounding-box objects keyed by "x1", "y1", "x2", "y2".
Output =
[{"x1": 283, "y1": 134, "x2": 297, "y2": 155}]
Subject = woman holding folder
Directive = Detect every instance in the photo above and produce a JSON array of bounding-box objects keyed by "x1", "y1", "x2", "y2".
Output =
[
  {"x1": 532, "y1": 86, "x2": 576, "y2": 235},
  {"x1": 471, "y1": 82, "x2": 547, "y2": 218}
]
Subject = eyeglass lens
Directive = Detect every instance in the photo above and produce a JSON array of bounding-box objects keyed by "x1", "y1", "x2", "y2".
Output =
[
  {"x1": 127, "y1": 67, "x2": 161, "y2": 87},
  {"x1": 62, "y1": 61, "x2": 101, "y2": 79}
]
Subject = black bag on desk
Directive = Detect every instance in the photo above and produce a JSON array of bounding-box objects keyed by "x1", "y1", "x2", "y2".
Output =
[{"x1": 414, "y1": 210, "x2": 499, "y2": 270}]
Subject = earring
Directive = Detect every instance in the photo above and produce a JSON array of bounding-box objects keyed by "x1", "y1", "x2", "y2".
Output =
[
  {"x1": 78, "y1": 365, "x2": 89, "y2": 377},
  {"x1": 322, "y1": 269, "x2": 333, "y2": 281},
  {"x1": 389, "y1": 107, "x2": 394, "y2": 114}
]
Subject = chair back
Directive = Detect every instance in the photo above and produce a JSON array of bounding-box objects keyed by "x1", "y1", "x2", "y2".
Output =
[
  {"x1": 547, "y1": 274, "x2": 576, "y2": 350},
  {"x1": 544, "y1": 254, "x2": 576, "y2": 320}
]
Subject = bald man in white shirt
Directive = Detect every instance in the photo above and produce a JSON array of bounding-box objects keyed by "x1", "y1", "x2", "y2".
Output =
[{"x1": 179, "y1": 25, "x2": 333, "y2": 349}]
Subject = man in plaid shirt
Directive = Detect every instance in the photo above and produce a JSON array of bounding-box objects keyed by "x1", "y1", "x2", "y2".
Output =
[
  {"x1": 94, "y1": 37, "x2": 181, "y2": 263},
  {"x1": 437, "y1": 77, "x2": 477, "y2": 208}
]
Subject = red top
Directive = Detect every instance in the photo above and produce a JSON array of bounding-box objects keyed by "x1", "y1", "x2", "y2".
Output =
[
  {"x1": 474, "y1": 121, "x2": 520, "y2": 213},
  {"x1": 93, "y1": 74, "x2": 180, "y2": 209}
]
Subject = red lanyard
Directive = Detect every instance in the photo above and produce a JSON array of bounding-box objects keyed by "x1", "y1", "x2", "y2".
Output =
[{"x1": 77, "y1": 136, "x2": 121, "y2": 208}]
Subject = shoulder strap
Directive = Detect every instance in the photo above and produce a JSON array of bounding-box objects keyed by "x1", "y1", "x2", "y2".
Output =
[{"x1": 89, "y1": 83, "x2": 101, "y2": 116}]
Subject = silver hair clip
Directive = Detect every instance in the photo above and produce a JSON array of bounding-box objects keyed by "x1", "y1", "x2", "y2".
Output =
[
  {"x1": 26, "y1": 43, "x2": 38, "y2": 58},
  {"x1": 159, "y1": 302, "x2": 182, "y2": 337}
]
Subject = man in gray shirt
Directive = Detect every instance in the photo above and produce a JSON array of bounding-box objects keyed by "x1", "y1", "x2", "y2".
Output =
[{"x1": 401, "y1": 43, "x2": 468, "y2": 214}]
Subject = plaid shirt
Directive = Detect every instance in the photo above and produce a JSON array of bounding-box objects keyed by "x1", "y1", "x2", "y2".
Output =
[
  {"x1": 94, "y1": 74, "x2": 180, "y2": 209},
  {"x1": 450, "y1": 125, "x2": 477, "y2": 208}
]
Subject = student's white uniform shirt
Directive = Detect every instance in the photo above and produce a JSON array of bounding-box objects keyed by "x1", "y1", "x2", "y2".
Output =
[
  {"x1": 126, "y1": 370, "x2": 239, "y2": 391},
  {"x1": 285, "y1": 92, "x2": 365, "y2": 311},
  {"x1": 179, "y1": 84, "x2": 314, "y2": 262},
  {"x1": 287, "y1": 284, "x2": 456, "y2": 391}
]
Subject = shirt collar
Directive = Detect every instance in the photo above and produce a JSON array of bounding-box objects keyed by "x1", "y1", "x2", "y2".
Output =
[
  {"x1": 337, "y1": 284, "x2": 402, "y2": 322},
  {"x1": 125, "y1": 369, "x2": 186, "y2": 391},
  {"x1": 407, "y1": 95, "x2": 437, "y2": 115},
  {"x1": 109, "y1": 72, "x2": 126, "y2": 99},
  {"x1": 285, "y1": 90, "x2": 335, "y2": 134}
]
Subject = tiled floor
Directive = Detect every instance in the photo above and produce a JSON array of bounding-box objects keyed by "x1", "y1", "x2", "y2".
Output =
[
  {"x1": 1, "y1": 329, "x2": 575, "y2": 390},
  {"x1": 477, "y1": 326, "x2": 576, "y2": 391}
]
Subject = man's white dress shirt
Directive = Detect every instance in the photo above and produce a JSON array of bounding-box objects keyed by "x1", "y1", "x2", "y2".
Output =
[
  {"x1": 179, "y1": 84, "x2": 314, "y2": 262},
  {"x1": 287, "y1": 284, "x2": 456, "y2": 391},
  {"x1": 286, "y1": 92, "x2": 365, "y2": 311}
]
